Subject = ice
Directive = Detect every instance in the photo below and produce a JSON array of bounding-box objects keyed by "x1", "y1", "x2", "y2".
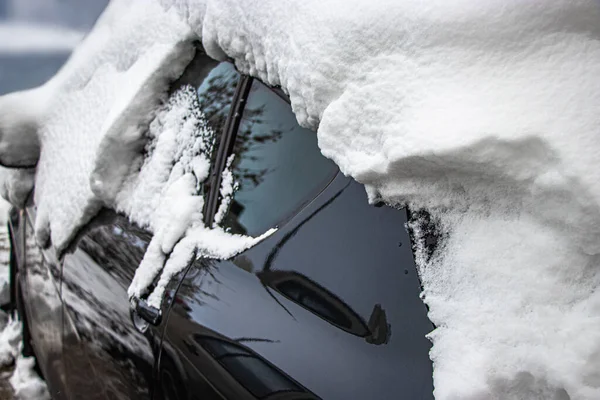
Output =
[{"x1": 0, "y1": 0, "x2": 599, "y2": 398}]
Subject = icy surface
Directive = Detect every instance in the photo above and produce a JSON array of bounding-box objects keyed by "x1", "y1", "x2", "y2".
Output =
[{"x1": 0, "y1": 0, "x2": 599, "y2": 399}]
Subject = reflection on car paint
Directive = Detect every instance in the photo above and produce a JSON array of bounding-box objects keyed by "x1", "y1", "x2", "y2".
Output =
[
  {"x1": 23, "y1": 216, "x2": 66, "y2": 399},
  {"x1": 161, "y1": 175, "x2": 434, "y2": 400},
  {"x1": 61, "y1": 211, "x2": 165, "y2": 399}
]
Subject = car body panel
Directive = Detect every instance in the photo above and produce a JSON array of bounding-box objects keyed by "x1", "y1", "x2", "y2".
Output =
[
  {"x1": 21, "y1": 208, "x2": 67, "y2": 399},
  {"x1": 60, "y1": 210, "x2": 174, "y2": 400},
  {"x1": 7, "y1": 49, "x2": 434, "y2": 399},
  {"x1": 160, "y1": 173, "x2": 434, "y2": 400}
]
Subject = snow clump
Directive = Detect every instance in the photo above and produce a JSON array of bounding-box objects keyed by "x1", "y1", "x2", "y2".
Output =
[{"x1": 118, "y1": 84, "x2": 274, "y2": 307}]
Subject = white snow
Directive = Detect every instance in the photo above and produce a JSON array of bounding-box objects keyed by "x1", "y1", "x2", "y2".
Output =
[
  {"x1": 0, "y1": 316, "x2": 50, "y2": 399},
  {"x1": 0, "y1": 198, "x2": 9, "y2": 226},
  {"x1": 0, "y1": 22, "x2": 84, "y2": 54},
  {"x1": 0, "y1": 168, "x2": 35, "y2": 209},
  {"x1": 0, "y1": 0, "x2": 598, "y2": 399},
  {"x1": 213, "y1": 154, "x2": 236, "y2": 227},
  {"x1": 0, "y1": 316, "x2": 20, "y2": 367},
  {"x1": 120, "y1": 85, "x2": 275, "y2": 306},
  {"x1": 9, "y1": 354, "x2": 50, "y2": 400},
  {"x1": 29, "y1": 0, "x2": 196, "y2": 251}
]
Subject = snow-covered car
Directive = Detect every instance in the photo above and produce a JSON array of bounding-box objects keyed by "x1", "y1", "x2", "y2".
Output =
[{"x1": 6, "y1": 48, "x2": 434, "y2": 400}]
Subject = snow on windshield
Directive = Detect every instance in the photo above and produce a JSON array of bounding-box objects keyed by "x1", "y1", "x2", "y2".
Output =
[{"x1": 0, "y1": 0, "x2": 599, "y2": 399}]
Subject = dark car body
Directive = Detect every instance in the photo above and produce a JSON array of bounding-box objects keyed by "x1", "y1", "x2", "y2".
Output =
[{"x1": 6, "y1": 47, "x2": 434, "y2": 400}]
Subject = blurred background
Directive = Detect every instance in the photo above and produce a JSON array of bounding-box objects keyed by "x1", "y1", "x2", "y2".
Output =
[
  {"x1": 0, "y1": 5, "x2": 107, "y2": 397},
  {"x1": 0, "y1": 0, "x2": 108, "y2": 95},
  {"x1": 0, "y1": 0, "x2": 108, "y2": 231}
]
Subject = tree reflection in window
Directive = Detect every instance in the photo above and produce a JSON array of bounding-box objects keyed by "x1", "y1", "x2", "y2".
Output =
[{"x1": 222, "y1": 80, "x2": 338, "y2": 237}]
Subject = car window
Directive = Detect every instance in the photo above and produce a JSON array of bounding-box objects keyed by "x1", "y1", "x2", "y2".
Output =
[
  {"x1": 171, "y1": 53, "x2": 241, "y2": 203},
  {"x1": 220, "y1": 79, "x2": 338, "y2": 236}
]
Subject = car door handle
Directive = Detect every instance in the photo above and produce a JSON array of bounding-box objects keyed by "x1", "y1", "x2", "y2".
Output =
[{"x1": 130, "y1": 297, "x2": 162, "y2": 327}]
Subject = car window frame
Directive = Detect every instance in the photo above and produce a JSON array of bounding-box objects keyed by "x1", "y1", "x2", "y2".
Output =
[{"x1": 205, "y1": 76, "x2": 340, "y2": 235}]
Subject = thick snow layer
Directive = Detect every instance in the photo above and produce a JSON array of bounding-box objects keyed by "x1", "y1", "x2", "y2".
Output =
[
  {"x1": 9, "y1": 354, "x2": 50, "y2": 400},
  {"x1": 0, "y1": 0, "x2": 599, "y2": 399},
  {"x1": 0, "y1": 22, "x2": 83, "y2": 54},
  {"x1": 172, "y1": 2, "x2": 600, "y2": 398},
  {"x1": 29, "y1": 0, "x2": 196, "y2": 251},
  {"x1": 0, "y1": 316, "x2": 20, "y2": 367},
  {"x1": 0, "y1": 316, "x2": 50, "y2": 399}
]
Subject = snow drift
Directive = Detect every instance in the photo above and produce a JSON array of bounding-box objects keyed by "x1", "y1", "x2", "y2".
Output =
[{"x1": 0, "y1": 0, "x2": 599, "y2": 399}]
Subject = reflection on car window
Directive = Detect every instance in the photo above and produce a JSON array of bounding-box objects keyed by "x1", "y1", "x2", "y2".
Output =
[
  {"x1": 222, "y1": 80, "x2": 338, "y2": 236},
  {"x1": 195, "y1": 62, "x2": 238, "y2": 143},
  {"x1": 77, "y1": 211, "x2": 151, "y2": 285},
  {"x1": 174, "y1": 54, "x2": 241, "y2": 199}
]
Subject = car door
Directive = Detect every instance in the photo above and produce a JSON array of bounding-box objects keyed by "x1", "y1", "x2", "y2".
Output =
[
  {"x1": 159, "y1": 78, "x2": 435, "y2": 399},
  {"x1": 59, "y1": 51, "x2": 242, "y2": 400},
  {"x1": 22, "y1": 206, "x2": 68, "y2": 399},
  {"x1": 60, "y1": 210, "x2": 159, "y2": 399}
]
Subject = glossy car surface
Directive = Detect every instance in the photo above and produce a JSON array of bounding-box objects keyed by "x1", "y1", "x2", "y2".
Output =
[{"x1": 7, "y1": 47, "x2": 434, "y2": 399}]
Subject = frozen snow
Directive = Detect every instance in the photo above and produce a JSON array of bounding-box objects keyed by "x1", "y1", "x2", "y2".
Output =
[{"x1": 0, "y1": 0, "x2": 599, "y2": 399}]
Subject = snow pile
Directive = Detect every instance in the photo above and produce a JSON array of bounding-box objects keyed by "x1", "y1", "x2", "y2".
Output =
[
  {"x1": 0, "y1": 316, "x2": 50, "y2": 400},
  {"x1": 118, "y1": 85, "x2": 274, "y2": 307},
  {"x1": 28, "y1": 0, "x2": 195, "y2": 250},
  {"x1": 0, "y1": 198, "x2": 9, "y2": 226},
  {"x1": 0, "y1": 0, "x2": 599, "y2": 399},
  {"x1": 0, "y1": 198, "x2": 11, "y2": 306},
  {"x1": 177, "y1": 2, "x2": 600, "y2": 398},
  {"x1": 0, "y1": 316, "x2": 20, "y2": 366},
  {"x1": 0, "y1": 22, "x2": 83, "y2": 54},
  {"x1": 0, "y1": 168, "x2": 35, "y2": 209},
  {"x1": 10, "y1": 354, "x2": 51, "y2": 400}
]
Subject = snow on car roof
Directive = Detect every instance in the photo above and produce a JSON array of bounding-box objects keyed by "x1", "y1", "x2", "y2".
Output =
[{"x1": 1, "y1": 0, "x2": 600, "y2": 398}]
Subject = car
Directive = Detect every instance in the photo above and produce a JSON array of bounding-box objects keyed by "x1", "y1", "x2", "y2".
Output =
[{"x1": 6, "y1": 46, "x2": 434, "y2": 400}]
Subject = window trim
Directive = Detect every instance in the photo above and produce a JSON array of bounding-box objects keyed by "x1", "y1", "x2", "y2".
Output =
[
  {"x1": 207, "y1": 77, "x2": 340, "y2": 235},
  {"x1": 204, "y1": 75, "x2": 253, "y2": 225}
]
